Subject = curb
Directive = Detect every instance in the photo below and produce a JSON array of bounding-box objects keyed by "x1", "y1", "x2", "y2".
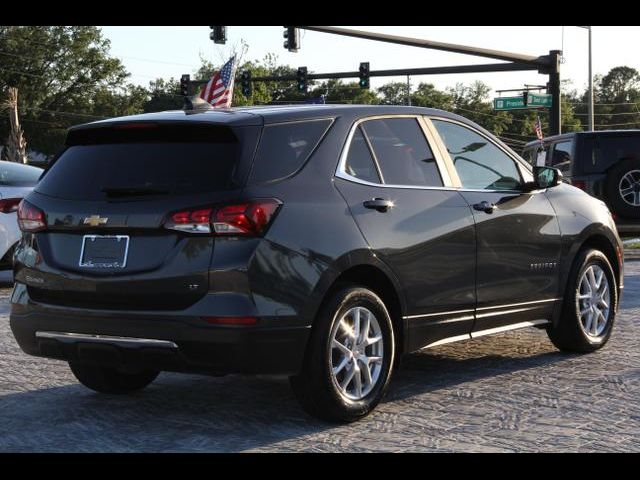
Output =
[{"x1": 623, "y1": 250, "x2": 640, "y2": 262}]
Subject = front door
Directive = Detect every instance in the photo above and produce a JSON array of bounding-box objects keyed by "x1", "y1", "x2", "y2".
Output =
[
  {"x1": 335, "y1": 116, "x2": 476, "y2": 351},
  {"x1": 431, "y1": 118, "x2": 562, "y2": 333}
]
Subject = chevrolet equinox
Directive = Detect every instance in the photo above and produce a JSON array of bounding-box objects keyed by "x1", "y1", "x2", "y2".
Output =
[{"x1": 10, "y1": 105, "x2": 624, "y2": 422}]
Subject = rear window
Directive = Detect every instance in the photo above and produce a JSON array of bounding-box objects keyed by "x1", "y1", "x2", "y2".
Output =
[
  {"x1": 249, "y1": 119, "x2": 333, "y2": 184},
  {"x1": 0, "y1": 161, "x2": 43, "y2": 186},
  {"x1": 36, "y1": 125, "x2": 259, "y2": 200}
]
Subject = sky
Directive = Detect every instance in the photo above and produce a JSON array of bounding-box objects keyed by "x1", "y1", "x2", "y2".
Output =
[{"x1": 99, "y1": 26, "x2": 640, "y2": 98}]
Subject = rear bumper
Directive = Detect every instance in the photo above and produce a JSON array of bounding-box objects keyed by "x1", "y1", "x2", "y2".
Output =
[{"x1": 10, "y1": 287, "x2": 311, "y2": 376}]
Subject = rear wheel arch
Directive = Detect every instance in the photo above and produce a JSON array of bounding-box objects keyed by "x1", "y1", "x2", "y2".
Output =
[{"x1": 311, "y1": 262, "x2": 406, "y2": 357}]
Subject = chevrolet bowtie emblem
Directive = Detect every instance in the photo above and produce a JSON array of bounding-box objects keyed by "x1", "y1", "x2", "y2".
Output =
[{"x1": 83, "y1": 215, "x2": 108, "y2": 227}]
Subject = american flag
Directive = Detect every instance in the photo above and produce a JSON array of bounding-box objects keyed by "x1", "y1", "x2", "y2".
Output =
[
  {"x1": 534, "y1": 116, "x2": 544, "y2": 141},
  {"x1": 200, "y1": 55, "x2": 237, "y2": 108}
]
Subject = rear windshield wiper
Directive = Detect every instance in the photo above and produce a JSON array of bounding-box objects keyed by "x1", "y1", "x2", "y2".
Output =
[{"x1": 101, "y1": 186, "x2": 170, "y2": 197}]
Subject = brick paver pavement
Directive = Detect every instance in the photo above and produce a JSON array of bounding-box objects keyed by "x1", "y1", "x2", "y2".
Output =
[{"x1": 1, "y1": 263, "x2": 638, "y2": 452}]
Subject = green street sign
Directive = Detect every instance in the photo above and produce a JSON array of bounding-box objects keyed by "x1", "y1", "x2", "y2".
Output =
[
  {"x1": 527, "y1": 92, "x2": 552, "y2": 107},
  {"x1": 493, "y1": 96, "x2": 527, "y2": 110}
]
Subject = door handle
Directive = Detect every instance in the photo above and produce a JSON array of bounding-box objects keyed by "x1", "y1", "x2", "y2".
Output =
[
  {"x1": 363, "y1": 198, "x2": 393, "y2": 212},
  {"x1": 473, "y1": 200, "x2": 496, "y2": 214}
]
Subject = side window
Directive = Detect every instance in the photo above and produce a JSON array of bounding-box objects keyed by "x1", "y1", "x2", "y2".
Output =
[
  {"x1": 344, "y1": 127, "x2": 381, "y2": 184},
  {"x1": 360, "y1": 118, "x2": 442, "y2": 187},
  {"x1": 432, "y1": 119, "x2": 522, "y2": 190},
  {"x1": 250, "y1": 119, "x2": 332, "y2": 184},
  {"x1": 550, "y1": 140, "x2": 573, "y2": 174}
]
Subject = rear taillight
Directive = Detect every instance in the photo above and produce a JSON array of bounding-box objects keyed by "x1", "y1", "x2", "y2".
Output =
[
  {"x1": 213, "y1": 200, "x2": 281, "y2": 235},
  {"x1": 17, "y1": 200, "x2": 46, "y2": 232},
  {"x1": 164, "y1": 199, "x2": 281, "y2": 236},
  {"x1": 165, "y1": 208, "x2": 214, "y2": 233},
  {"x1": 0, "y1": 198, "x2": 22, "y2": 214}
]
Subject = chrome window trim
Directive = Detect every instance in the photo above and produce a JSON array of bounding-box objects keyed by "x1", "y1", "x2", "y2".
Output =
[
  {"x1": 335, "y1": 114, "x2": 534, "y2": 194},
  {"x1": 335, "y1": 114, "x2": 453, "y2": 189}
]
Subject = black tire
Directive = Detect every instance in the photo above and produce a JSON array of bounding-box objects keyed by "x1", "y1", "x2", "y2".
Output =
[
  {"x1": 605, "y1": 158, "x2": 640, "y2": 219},
  {"x1": 290, "y1": 286, "x2": 395, "y2": 423},
  {"x1": 547, "y1": 248, "x2": 617, "y2": 353},
  {"x1": 69, "y1": 361, "x2": 159, "y2": 394}
]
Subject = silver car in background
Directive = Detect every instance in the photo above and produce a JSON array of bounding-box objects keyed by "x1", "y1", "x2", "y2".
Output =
[{"x1": 0, "y1": 161, "x2": 43, "y2": 269}]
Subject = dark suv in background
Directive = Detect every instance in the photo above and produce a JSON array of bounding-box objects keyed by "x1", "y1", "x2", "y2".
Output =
[
  {"x1": 523, "y1": 130, "x2": 640, "y2": 234},
  {"x1": 10, "y1": 105, "x2": 623, "y2": 422}
]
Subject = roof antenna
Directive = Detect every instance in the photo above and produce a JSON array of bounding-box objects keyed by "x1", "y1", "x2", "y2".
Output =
[{"x1": 183, "y1": 95, "x2": 213, "y2": 114}]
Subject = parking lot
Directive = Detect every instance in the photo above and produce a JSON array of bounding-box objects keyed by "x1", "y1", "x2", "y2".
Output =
[{"x1": 0, "y1": 263, "x2": 638, "y2": 453}]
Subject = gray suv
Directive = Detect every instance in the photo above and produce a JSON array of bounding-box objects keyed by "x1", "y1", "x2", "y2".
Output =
[{"x1": 10, "y1": 105, "x2": 624, "y2": 422}]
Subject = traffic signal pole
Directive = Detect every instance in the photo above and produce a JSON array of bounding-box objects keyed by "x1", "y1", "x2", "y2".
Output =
[
  {"x1": 547, "y1": 50, "x2": 562, "y2": 137},
  {"x1": 192, "y1": 27, "x2": 563, "y2": 135},
  {"x1": 292, "y1": 27, "x2": 563, "y2": 135}
]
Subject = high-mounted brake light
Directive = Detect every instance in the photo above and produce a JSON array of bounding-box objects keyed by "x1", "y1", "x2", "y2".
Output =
[
  {"x1": 112, "y1": 123, "x2": 158, "y2": 130},
  {"x1": 0, "y1": 198, "x2": 22, "y2": 214},
  {"x1": 17, "y1": 200, "x2": 46, "y2": 232},
  {"x1": 164, "y1": 199, "x2": 281, "y2": 236}
]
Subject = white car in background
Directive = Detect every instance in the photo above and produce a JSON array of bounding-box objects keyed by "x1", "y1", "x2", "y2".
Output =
[{"x1": 0, "y1": 161, "x2": 43, "y2": 269}]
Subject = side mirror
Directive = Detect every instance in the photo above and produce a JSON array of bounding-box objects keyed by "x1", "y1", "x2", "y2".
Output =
[{"x1": 525, "y1": 166, "x2": 562, "y2": 191}]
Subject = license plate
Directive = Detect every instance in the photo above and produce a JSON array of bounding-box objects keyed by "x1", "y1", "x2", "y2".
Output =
[{"x1": 79, "y1": 235, "x2": 129, "y2": 268}]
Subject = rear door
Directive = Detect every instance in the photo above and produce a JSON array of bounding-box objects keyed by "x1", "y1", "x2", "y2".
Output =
[
  {"x1": 335, "y1": 116, "x2": 476, "y2": 351},
  {"x1": 20, "y1": 122, "x2": 261, "y2": 311},
  {"x1": 430, "y1": 118, "x2": 562, "y2": 333}
]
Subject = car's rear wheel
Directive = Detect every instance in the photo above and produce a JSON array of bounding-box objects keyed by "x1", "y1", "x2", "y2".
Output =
[
  {"x1": 547, "y1": 248, "x2": 617, "y2": 352},
  {"x1": 290, "y1": 286, "x2": 395, "y2": 423},
  {"x1": 69, "y1": 361, "x2": 159, "y2": 394},
  {"x1": 606, "y1": 158, "x2": 640, "y2": 219}
]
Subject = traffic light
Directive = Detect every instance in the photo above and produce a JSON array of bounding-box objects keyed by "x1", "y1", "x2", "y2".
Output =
[
  {"x1": 283, "y1": 27, "x2": 300, "y2": 52},
  {"x1": 241, "y1": 70, "x2": 252, "y2": 97},
  {"x1": 180, "y1": 74, "x2": 190, "y2": 96},
  {"x1": 209, "y1": 26, "x2": 226, "y2": 44},
  {"x1": 297, "y1": 67, "x2": 308, "y2": 93},
  {"x1": 359, "y1": 62, "x2": 370, "y2": 89}
]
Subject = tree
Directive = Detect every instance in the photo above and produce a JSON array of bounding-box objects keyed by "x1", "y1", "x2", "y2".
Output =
[
  {"x1": 143, "y1": 79, "x2": 182, "y2": 113},
  {"x1": 377, "y1": 82, "x2": 409, "y2": 105},
  {"x1": 411, "y1": 83, "x2": 454, "y2": 110},
  {"x1": 0, "y1": 26, "x2": 131, "y2": 156},
  {"x1": 449, "y1": 81, "x2": 512, "y2": 135}
]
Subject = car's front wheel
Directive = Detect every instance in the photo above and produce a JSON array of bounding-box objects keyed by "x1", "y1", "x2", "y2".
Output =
[
  {"x1": 547, "y1": 248, "x2": 617, "y2": 352},
  {"x1": 69, "y1": 361, "x2": 159, "y2": 394},
  {"x1": 290, "y1": 286, "x2": 395, "y2": 422}
]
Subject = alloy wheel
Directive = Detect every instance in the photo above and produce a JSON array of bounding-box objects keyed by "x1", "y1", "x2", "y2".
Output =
[
  {"x1": 576, "y1": 264, "x2": 611, "y2": 338},
  {"x1": 329, "y1": 306, "x2": 384, "y2": 401}
]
